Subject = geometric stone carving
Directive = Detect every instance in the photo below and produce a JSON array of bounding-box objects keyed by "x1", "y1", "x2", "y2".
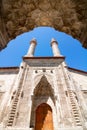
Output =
[{"x1": 34, "y1": 75, "x2": 54, "y2": 97}]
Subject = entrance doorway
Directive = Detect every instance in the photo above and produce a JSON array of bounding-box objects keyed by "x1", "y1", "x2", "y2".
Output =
[{"x1": 35, "y1": 103, "x2": 54, "y2": 130}]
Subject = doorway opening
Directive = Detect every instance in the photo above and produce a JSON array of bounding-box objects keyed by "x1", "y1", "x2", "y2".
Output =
[{"x1": 35, "y1": 103, "x2": 54, "y2": 130}]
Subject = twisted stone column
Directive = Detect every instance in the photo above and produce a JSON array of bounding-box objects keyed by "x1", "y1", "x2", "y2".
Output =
[
  {"x1": 27, "y1": 38, "x2": 37, "y2": 57},
  {"x1": 51, "y1": 38, "x2": 61, "y2": 56}
]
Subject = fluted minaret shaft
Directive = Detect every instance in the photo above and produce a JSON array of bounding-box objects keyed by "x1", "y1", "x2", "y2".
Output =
[
  {"x1": 51, "y1": 38, "x2": 61, "y2": 56},
  {"x1": 27, "y1": 38, "x2": 37, "y2": 57}
]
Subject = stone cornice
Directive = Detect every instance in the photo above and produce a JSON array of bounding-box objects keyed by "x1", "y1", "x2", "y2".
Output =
[
  {"x1": 0, "y1": 67, "x2": 19, "y2": 69},
  {"x1": 23, "y1": 56, "x2": 65, "y2": 67},
  {"x1": 0, "y1": 66, "x2": 19, "y2": 73},
  {"x1": 67, "y1": 66, "x2": 87, "y2": 75},
  {"x1": 23, "y1": 56, "x2": 65, "y2": 60}
]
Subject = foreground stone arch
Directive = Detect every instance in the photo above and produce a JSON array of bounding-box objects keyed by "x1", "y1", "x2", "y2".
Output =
[{"x1": 0, "y1": 0, "x2": 87, "y2": 50}]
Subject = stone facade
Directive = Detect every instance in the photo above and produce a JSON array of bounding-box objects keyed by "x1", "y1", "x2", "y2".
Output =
[
  {"x1": 0, "y1": 58, "x2": 87, "y2": 130},
  {"x1": 0, "y1": 67, "x2": 19, "y2": 126},
  {"x1": 0, "y1": 39, "x2": 87, "y2": 130},
  {"x1": 0, "y1": 0, "x2": 87, "y2": 50}
]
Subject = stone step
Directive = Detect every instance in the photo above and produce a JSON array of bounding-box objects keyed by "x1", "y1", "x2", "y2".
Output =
[
  {"x1": 69, "y1": 92, "x2": 73, "y2": 94},
  {"x1": 16, "y1": 95, "x2": 20, "y2": 97},
  {"x1": 14, "y1": 98, "x2": 19, "y2": 100},
  {"x1": 14, "y1": 100, "x2": 18, "y2": 102},
  {"x1": 70, "y1": 95, "x2": 74, "y2": 97},
  {"x1": 16, "y1": 93, "x2": 20, "y2": 95},
  {"x1": 70, "y1": 100, "x2": 75, "y2": 104},
  {"x1": 75, "y1": 117, "x2": 80, "y2": 120},
  {"x1": 76, "y1": 120, "x2": 81, "y2": 123},
  {"x1": 15, "y1": 97, "x2": 19, "y2": 99},
  {"x1": 72, "y1": 107, "x2": 78, "y2": 110},
  {"x1": 9, "y1": 117, "x2": 14, "y2": 120},
  {"x1": 13, "y1": 101, "x2": 17, "y2": 105},
  {"x1": 7, "y1": 123, "x2": 13, "y2": 126},
  {"x1": 12, "y1": 105, "x2": 17, "y2": 108},
  {"x1": 73, "y1": 114, "x2": 79, "y2": 116},
  {"x1": 72, "y1": 104, "x2": 76, "y2": 106},
  {"x1": 12, "y1": 103, "x2": 17, "y2": 106},
  {"x1": 11, "y1": 108, "x2": 16, "y2": 111},
  {"x1": 12, "y1": 104, "x2": 17, "y2": 106},
  {"x1": 9, "y1": 112, "x2": 15, "y2": 115},
  {"x1": 12, "y1": 106, "x2": 17, "y2": 109},
  {"x1": 72, "y1": 106, "x2": 77, "y2": 108},
  {"x1": 9, "y1": 113, "x2": 15, "y2": 115},
  {"x1": 71, "y1": 103, "x2": 76, "y2": 105},
  {"x1": 10, "y1": 112, "x2": 15, "y2": 115},
  {"x1": 71, "y1": 105, "x2": 76, "y2": 107},
  {"x1": 73, "y1": 109, "x2": 79, "y2": 112},
  {"x1": 73, "y1": 111, "x2": 79, "y2": 114},
  {"x1": 7, "y1": 124, "x2": 13, "y2": 126},
  {"x1": 12, "y1": 104, "x2": 17, "y2": 107},
  {"x1": 68, "y1": 90, "x2": 73, "y2": 92},
  {"x1": 69, "y1": 91, "x2": 73, "y2": 93},
  {"x1": 71, "y1": 104, "x2": 76, "y2": 106},
  {"x1": 74, "y1": 115, "x2": 80, "y2": 117},
  {"x1": 70, "y1": 98, "x2": 74, "y2": 100},
  {"x1": 8, "y1": 120, "x2": 13, "y2": 123},
  {"x1": 70, "y1": 101, "x2": 75, "y2": 103},
  {"x1": 73, "y1": 111, "x2": 79, "y2": 115},
  {"x1": 72, "y1": 110, "x2": 78, "y2": 113},
  {"x1": 76, "y1": 123, "x2": 82, "y2": 126},
  {"x1": 69, "y1": 93, "x2": 73, "y2": 95},
  {"x1": 70, "y1": 97, "x2": 74, "y2": 99},
  {"x1": 70, "y1": 97, "x2": 74, "y2": 100},
  {"x1": 73, "y1": 110, "x2": 79, "y2": 112},
  {"x1": 69, "y1": 94, "x2": 74, "y2": 96},
  {"x1": 72, "y1": 107, "x2": 77, "y2": 110},
  {"x1": 69, "y1": 91, "x2": 73, "y2": 92},
  {"x1": 11, "y1": 109, "x2": 16, "y2": 111},
  {"x1": 9, "y1": 115, "x2": 15, "y2": 118},
  {"x1": 16, "y1": 92, "x2": 20, "y2": 95},
  {"x1": 72, "y1": 110, "x2": 78, "y2": 112}
]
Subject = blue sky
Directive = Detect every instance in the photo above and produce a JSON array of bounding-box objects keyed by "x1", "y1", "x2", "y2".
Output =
[{"x1": 0, "y1": 27, "x2": 87, "y2": 71}]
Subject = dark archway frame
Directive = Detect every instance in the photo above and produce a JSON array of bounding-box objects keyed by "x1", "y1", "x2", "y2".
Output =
[{"x1": 0, "y1": 0, "x2": 87, "y2": 50}]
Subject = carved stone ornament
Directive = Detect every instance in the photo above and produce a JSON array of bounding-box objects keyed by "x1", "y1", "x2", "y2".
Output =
[{"x1": 34, "y1": 75, "x2": 54, "y2": 97}]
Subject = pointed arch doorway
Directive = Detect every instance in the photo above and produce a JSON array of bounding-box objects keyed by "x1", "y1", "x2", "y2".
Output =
[{"x1": 35, "y1": 103, "x2": 54, "y2": 130}]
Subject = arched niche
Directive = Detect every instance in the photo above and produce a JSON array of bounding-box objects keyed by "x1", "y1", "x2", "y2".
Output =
[
  {"x1": 30, "y1": 75, "x2": 55, "y2": 128},
  {"x1": 34, "y1": 75, "x2": 54, "y2": 99},
  {"x1": 34, "y1": 72, "x2": 54, "y2": 89}
]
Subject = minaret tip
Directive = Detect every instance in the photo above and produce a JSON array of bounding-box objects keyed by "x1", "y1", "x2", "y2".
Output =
[
  {"x1": 51, "y1": 38, "x2": 56, "y2": 42},
  {"x1": 30, "y1": 38, "x2": 37, "y2": 45},
  {"x1": 51, "y1": 38, "x2": 58, "y2": 46}
]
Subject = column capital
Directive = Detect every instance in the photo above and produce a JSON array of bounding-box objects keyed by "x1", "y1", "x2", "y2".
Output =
[
  {"x1": 50, "y1": 38, "x2": 58, "y2": 46},
  {"x1": 30, "y1": 38, "x2": 37, "y2": 45}
]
